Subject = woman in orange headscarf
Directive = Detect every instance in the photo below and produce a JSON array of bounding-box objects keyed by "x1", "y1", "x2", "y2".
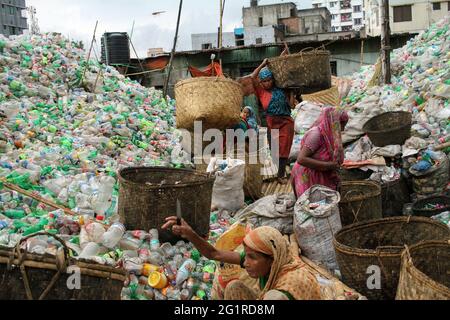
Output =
[{"x1": 163, "y1": 219, "x2": 322, "y2": 300}]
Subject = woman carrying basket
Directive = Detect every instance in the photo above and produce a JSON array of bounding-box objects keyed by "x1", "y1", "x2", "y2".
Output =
[
  {"x1": 251, "y1": 56, "x2": 296, "y2": 185},
  {"x1": 162, "y1": 218, "x2": 323, "y2": 301}
]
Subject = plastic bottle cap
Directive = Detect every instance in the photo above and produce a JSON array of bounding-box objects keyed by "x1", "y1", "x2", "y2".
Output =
[{"x1": 148, "y1": 271, "x2": 168, "y2": 290}]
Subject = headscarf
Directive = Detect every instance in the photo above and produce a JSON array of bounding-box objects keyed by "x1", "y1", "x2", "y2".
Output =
[
  {"x1": 243, "y1": 107, "x2": 258, "y2": 132},
  {"x1": 243, "y1": 227, "x2": 292, "y2": 297},
  {"x1": 312, "y1": 107, "x2": 348, "y2": 164},
  {"x1": 259, "y1": 67, "x2": 273, "y2": 81}
]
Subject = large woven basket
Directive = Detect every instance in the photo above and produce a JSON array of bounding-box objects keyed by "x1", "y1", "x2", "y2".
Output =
[
  {"x1": 268, "y1": 47, "x2": 332, "y2": 90},
  {"x1": 118, "y1": 167, "x2": 216, "y2": 244},
  {"x1": 412, "y1": 196, "x2": 450, "y2": 218},
  {"x1": 363, "y1": 111, "x2": 412, "y2": 147},
  {"x1": 302, "y1": 86, "x2": 340, "y2": 106},
  {"x1": 0, "y1": 233, "x2": 126, "y2": 300},
  {"x1": 339, "y1": 181, "x2": 382, "y2": 227},
  {"x1": 396, "y1": 241, "x2": 450, "y2": 300},
  {"x1": 333, "y1": 217, "x2": 450, "y2": 300},
  {"x1": 175, "y1": 77, "x2": 243, "y2": 131}
]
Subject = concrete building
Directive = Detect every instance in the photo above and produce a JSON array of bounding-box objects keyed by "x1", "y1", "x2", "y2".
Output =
[
  {"x1": 312, "y1": 0, "x2": 365, "y2": 32},
  {"x1": 365, "y1": 0, "x2": 450, "y2": 37},
  {"x1": 192, "y1": 1, "x2": 332, "y2": 49},
  {"x1": 243, "y1": 1, "x2": 297, "y2": 28},
  {"x1": 0, "y1": 0, "x2": 27, "y2": 37}
]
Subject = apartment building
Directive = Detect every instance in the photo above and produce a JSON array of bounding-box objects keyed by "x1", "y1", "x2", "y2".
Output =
[
  {"x1": 312, "y1": 0, "x2": 365, "y2": 31},
  {"x1": 0, "y1": 0, "x2": 27, "y2": 37},
  {"x1": 365, "y1": 0, "x2": 450, "y2": 36}
]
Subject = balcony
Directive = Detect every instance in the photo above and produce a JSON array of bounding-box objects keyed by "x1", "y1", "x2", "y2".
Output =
[{"x1": 340, "y1": 0, "x2": 351, "y2": 10}]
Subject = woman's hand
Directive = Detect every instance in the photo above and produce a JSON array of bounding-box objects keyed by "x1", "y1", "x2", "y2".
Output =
[
  {"x1": 328, "y1": 161, "x2": 341, "y2": 171},
  {"x1": 162, "y1": 217, "x2": 195, "y2": 240}
]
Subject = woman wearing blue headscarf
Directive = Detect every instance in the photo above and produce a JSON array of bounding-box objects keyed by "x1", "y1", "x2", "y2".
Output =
[{"x1": 251, "y1": 57, "x2": 296, "y2": 184}]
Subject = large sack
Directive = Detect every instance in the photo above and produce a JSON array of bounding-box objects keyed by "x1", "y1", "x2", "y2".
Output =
[
  {"x1": 208, "y1": 158, "x2": 245, "y2": 212},
  {"x1": 294, "y1": 185, "x2": 342, "y2": 273},
  {"x1": 235, "y1": 193, "x2": 296, "y2": 235},
  {"x1": 294, "y1": 102, "x2": 324, "y2": 134},
  {"x1": 289, "y1": 135, "x2": 303, "y2": 162}
]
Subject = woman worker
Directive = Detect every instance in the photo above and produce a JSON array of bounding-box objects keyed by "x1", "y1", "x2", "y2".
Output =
[
  {"x1": 251, "y1": 59, "x2": 296, "y2": 185},
  {"x1": 162, "y1": 218, "x2": 322, "y2": 301},
  {"x1": 291, "y1": 107, "x2": 349, "y2": 199}
]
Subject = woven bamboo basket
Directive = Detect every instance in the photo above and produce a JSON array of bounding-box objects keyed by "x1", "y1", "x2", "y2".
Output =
[
  {"x1": 381, "y1": 177, "x2": 411, "y2": 218},
  {"x1": 0, "y1": 233, "x2": 126, "y2": 300},
  {"x1": 339, "y1": 181, "x2": 382, "y2": 227},
  {"x1": 396, "y1": 241, "x2": 450, "y2": 300},
  {"x1": 175, "y1": 77, "x2": 243, "y2": 131},
  {"x1": 302, "y1": 86, "x2": 340, "y2": 106},
  {"x1": 118, "y1": 167, "x2": 216, "y2": 244},
  {"x1": 412, "y1": 196, "x2": 450, "y2": 218},
  {"x1": 363, "y1": 112, "x2": 412, "y2": 147},
  {"x1": 333, "y1": 217, "x2": 450, "y2": 300},
  {"x1": 268, "y1": 47, "x2": 332, "y2": 90}
]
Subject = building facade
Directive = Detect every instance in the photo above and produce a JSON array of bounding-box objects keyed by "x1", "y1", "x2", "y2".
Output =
[
  {"x1": 312, "y1": 0, "x2": 365, "y2": 32},
  {"x1": 365, "y1": 0, "x2": 450, "y2": 36},
  {"x1": 0, "y1": 0, "x2": 27, "y2": 37},
  {"x1": 192, "y1": 1, "x2": 332, "y2": 49}
]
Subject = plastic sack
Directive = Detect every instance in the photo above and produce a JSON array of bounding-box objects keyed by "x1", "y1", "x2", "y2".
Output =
[
  {"x1": 289, "y1": 135, "x2": 302, "y2": 162},
  {"x1": 294, "y1": 185, "x2": 342, "y2": 273},
  {"x1": 294, "y1": 102, "x2": 324, "y2": 134},
  {"x1": 208, "y1": 158, "x2": 245, "y2": 212}
]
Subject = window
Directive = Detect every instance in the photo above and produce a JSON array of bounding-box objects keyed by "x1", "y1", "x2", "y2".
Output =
[
  {"x1": 448, "y1": 1, "x2": 450, "y2": 11},
  {"x1": 433, "y1": 2, "x2": 441, "y2": 10},
  {"x1": 313, "y1": 4, "x2": 319, "y2": 8},
  {"x1": 341, "y1": 13, "x2": 352, "y2": 22},
  {"x1": 201, "y1": 43, "x2": 212, "y2": 50},
  {"x1": 342, "y1": 25, "x2": 352, "y2": 31},
  {"x1": 255, "y1": 38, "x2": 263, "y2": 44},
  {"x1": 8, "y1": 6, "x2": 15, "y2": 15},
  {"x1": 354, "y1": 18, "x2": 362, "y2": 25},
  {"x1": 330, "y1": 61, "x2": 337, "y2": 76},
  {"x1": 330, "y1": 1, "x2": 337, "y2": 8},
  {"x1": 332, "y1": 14, "x2": 339, "y2": 20},
  {"x1": 393, "y1": 5, "x2": 412, "y2": 22},
  {"x1": 353, "y1": 5, "x2": 362, "y2": 13},
  {"x1": 258, "y1": 17, "x2": 263, "y2": 27},
  {"x1": 305, "y1": 27, "x2": 310, "y2": 33},
  {"x1": 341, "y1": 0, "x2": 351, "y2": 9}
]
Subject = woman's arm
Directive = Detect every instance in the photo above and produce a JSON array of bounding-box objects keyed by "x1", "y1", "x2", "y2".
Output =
[
  {"x1": 297, "y1": 146, "x2": 339, "y2": 172},
  {"x1": 162, "y1": 217, "x2": 241, "y2": 265},
  {"x1": 251, "y1": 58, "x2": 269, "y2": 89}
]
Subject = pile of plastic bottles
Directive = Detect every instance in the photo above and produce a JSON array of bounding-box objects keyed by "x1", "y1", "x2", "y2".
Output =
[
  {"x1": 0, "y1": 183, "x2": 235, "y2": 300},
  {"x1": 0, "y1": 32, "x2": 192, "y2": 220},
  {"x1": 342, "y1": 16, "x2": 450, "y2": 150}
]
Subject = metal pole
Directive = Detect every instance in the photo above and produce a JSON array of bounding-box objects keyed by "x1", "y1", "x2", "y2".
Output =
[
  {"x1": 381, "y1": 0, "x2": 391, "y2": 84},
  {"x1": 163, "y1": 0, "x2": 183, "y2": 97}
]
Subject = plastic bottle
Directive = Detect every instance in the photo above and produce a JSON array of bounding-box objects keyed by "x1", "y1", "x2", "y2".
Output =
[
  {"x1": 79, "y1": 242, "x2": 100, "y2": 259},
  {"x1": 85, "y1": 222, "x2": 105, "y2": 243},
  {"x1": 149, "y1": 229, "x2": 160, "y2": 251},
  {"x1": 101, "y1": 222, "x2": 125, "y2": 249},
  {"x1": 176, "y1": 259, "x2": 197, "y2": 287}
]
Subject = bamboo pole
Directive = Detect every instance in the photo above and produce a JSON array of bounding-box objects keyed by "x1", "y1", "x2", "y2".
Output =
[
  {"x1": 83, "y1": 21, "x2": 99, "y2": 80},
  {"x1": 163, "y1": 0, "x2": 184, "y2": 97},
  {"x1": 381, "y1": 0, "x2": 391, "y2": 84}
]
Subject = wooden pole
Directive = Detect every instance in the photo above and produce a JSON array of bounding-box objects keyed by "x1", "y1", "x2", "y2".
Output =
[
  {"x1": 163, "y1": 0, "x2": 184, "y2": 98},
  {"x1": 360, "y1": 39, "x2": 365, "y2": 68},
  {"x1": 83, "y1": 21, "x2": 98, "y2": 79},
  {"x1": 381, "y1": 0, "x2": 391, "y2": 84}
]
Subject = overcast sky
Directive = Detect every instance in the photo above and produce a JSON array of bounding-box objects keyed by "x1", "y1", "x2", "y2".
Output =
[{"x1": 27, "y1": 0, "x2": 312, "y2": 57}]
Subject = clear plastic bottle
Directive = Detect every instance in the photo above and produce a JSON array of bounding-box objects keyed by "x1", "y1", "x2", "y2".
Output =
[
  {"x1": 149, "y1": 229, "x2": 160, "y2": 251},
  {"x1": 176, "y1": 259, "x2": 197, "y2": 287},
  {"x1": 101, "y1": 222, "x2": 125, "y2": 249},
  {"x1": 79, "y1": 242, "x2": 100, "y2": 259}
]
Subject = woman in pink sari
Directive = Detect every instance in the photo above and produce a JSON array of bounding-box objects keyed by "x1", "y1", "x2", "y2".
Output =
[{"x1": 291, "y1": 107, "x2": 349, "y2": 199}]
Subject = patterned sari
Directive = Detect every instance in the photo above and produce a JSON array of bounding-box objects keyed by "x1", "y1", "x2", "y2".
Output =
[{"x1": 291, "y1": 107, "x2": 348, "y2": 197}]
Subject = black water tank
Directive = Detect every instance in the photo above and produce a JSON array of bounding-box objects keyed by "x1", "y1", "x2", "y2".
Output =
[{"x1": 101, "y1": 32, "x2": 130, "y2": 65}]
